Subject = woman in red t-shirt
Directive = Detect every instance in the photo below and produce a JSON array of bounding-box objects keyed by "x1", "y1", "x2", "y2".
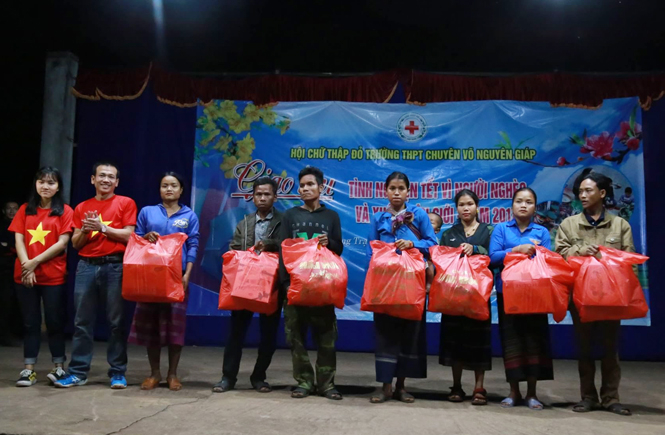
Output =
[{"x1": 9, "y1": 167, "x2": 74, "y2": 387}]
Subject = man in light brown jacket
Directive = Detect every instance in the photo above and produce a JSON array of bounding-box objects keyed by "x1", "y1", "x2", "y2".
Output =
[{"x1": 556, "y1": 172, "x2": 635, "y2": 416}]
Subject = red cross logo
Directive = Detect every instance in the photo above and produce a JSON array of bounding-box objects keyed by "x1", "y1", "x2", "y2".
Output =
[{"x1": 404, "y1": 120, "x2": 420, "y2": 135}]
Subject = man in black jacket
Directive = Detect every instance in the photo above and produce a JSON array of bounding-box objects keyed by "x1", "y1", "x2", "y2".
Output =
[
  {"x1": 279, "y1": 167, "x2": 344, "y2": 400},
  {"x1": 213, "y1": 177, "x2": 283, "y2": 393}
]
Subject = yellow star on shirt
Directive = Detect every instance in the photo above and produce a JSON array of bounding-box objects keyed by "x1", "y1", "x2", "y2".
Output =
[
  {"x1": 91, "y1": 214, "x2": 113, "y2": 238},
  {"x1": 28, "y1": 222, "x2": 51, "y2": 246}
]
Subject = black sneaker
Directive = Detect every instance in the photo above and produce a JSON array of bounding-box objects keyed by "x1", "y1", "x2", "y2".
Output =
[
  {"x1": 47, "y1": 367, "x2": 67, "y2": 385},
  {"x1": 16, "y1": 369, "x2": 37, "y2": 387}
]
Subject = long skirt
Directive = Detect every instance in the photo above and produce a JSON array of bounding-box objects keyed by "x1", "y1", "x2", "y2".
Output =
[
  {"x1": 128, "y1": 302, "x2": 187, "y2": 347},
  {"x1": 374, "y1": 312, "x2": 427, "y2": 384},
  {"x1": 497, "y1": 293, "x2": 553, "y2": 382},
  {"x1": 439, "y1": 304, "x2": 492, "y2": 371}
]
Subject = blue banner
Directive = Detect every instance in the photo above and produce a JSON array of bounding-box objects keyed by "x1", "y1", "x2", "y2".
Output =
[{"x1": 189, "y1": 97, "x2": 649, "y2": 326}]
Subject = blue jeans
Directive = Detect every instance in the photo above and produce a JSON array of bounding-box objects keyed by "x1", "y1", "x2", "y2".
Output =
[
  {"x1": 16, "y1": 283, "x2": 67, "y2": 365},
  {"x1": 68, "y1": 260, "x2": 127, "y2": 379}
]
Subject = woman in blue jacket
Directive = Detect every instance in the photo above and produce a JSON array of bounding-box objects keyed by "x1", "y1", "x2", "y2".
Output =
[
  {"x1": 128, "y1": 172, "x2": 199, "y2": 391},
  {"x1": 367, "y1": 172, "x2": 438, "y2": 404},
  {"x1": 489, "y1": 187, "x2": 553, "y2": 410}
]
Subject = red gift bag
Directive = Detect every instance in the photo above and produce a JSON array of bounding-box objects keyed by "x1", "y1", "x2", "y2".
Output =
[
  {"x1": 361, "y1": 241, "x2": 427, "y2": 321},
  {"x1": 218, "y1": 248, "x2": 279, "y2": 315},
  {"x1": 428, "y1": 246, "x2": 493, "y2": 321},
  {"x1": 282, "y1": 238, "x2": 348, "y2": 309},
  {"x1": 502, "y1": 244, "x2": 573, "y2": 322},
  {"x1": 122, "y1": 232, "x2": 188, "y2": 303},
  {"x1": 569, "y1": 246, "x2": 648, "y2": 322}
]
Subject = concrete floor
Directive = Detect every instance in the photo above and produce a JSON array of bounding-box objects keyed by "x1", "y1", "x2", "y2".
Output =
[{"x1": 0, "y1": 342, "x2": 663, "y2": 435}]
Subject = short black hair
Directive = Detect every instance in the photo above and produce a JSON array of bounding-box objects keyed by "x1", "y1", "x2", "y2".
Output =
[
  {"x1": 428, "y1": 212, "x2": 443, "y2": 228},
  {"x1": 580, "y1": 172, "x2": 611, "y2": 194},
  {"x1": 512, "y1": 187, "x2": 537, "y2": 205},
  {"x1": 624, "y1": 187, "x2": 633, "y2": 194},
  {"x1": 92, "y1": 161, "x2": 120, "y2": 178},
  {"x1": 299, "y1": 166, "x2": 324, "y2": 185},
  {"x1": 160, "y1": 171, "x2": 186, "y2": 191},
  {"x1": 385, "y1": 171, "x2": 410, "y2": 189},
  {"x1": 253, "y1": 176, "x2": 278, "y2": 194}
]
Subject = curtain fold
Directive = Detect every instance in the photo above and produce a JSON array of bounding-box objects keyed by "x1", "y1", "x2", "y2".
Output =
[
  {"x1": 71, "y1": 64, "x2": 665, "y2": 109},
  {"x1": 404, "y1": 71, "x2": 665, "y2": 109}
]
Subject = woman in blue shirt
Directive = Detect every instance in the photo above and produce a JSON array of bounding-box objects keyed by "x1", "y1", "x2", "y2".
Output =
[
  {"x1": 128, "y1": 172, "x2": 199, "y2": 391},
  {"x1": 489, "y1": 187, "x2": 553, "y2": 410},
  {"x1": 367, "y1": 172, "x2": 438, "y2": 404}
]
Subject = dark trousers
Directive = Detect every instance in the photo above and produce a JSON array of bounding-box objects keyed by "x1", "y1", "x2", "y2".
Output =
[
  {"x1": 222, "y1": 299, "x2": 283, "y2": 384},
  {"x1": 15, "y1": 283, "x2": 67, "y2": 365},
  {"x1": 284, "y1": 304, "x2": 337, "y2": 393},
  {"x1": 570, "y1": 304, "x2": 621, "y2": 407}
]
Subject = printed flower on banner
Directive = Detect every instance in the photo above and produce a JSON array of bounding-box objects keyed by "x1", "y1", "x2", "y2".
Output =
[
  {"x1": 580, "y1": 132, "x2": 614, "y2": 158},
  {"x1": 527, "y1": 105, "x2": 643, "y2": 168},
  {"x1": 195, "y1": 100, "x2": 291, "y2": 178}
]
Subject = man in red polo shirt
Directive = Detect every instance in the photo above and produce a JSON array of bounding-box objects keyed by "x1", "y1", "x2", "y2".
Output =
[{"x1": 55, "y1": 162, "x2": 137, "y2": 389}]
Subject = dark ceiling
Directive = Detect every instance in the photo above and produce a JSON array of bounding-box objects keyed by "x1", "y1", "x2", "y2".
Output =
[{"x1": 3, "y1": 0, "x2": 664, "y2": 203}]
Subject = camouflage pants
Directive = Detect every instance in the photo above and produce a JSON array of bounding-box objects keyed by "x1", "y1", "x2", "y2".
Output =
[{"x1": 284, "y1": 304, "x2": 337, "y2": 393}]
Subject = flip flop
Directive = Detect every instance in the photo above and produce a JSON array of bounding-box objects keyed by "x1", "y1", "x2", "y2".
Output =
[
  {"x1": 251, "y1": 380, "x2": 272, "y2": 393},
  {"x1": 140, "y1": 377, "x2": 161, "y2": 390},
  {"x1": 393, "y1": 390, "x2": 415, "y2": 403},
  {"x1": 167, "y1": 376, "x2": 182, "y2": 391},
  {"x1": 369, "y1": 391, "x2": 391, "y2": 404},
  {"x1": 606, "y1": 403, "x2": 632, "y2": 416},
  {"x1": 572, "y1": 399, "x2": 601, "y2": 413},
  {"x1": 501, "y1": 397, "x2": 521, "y2": 408},
  {"x1": 212, "y1": 378, "x2": 234, "y2": 393},
  {"x1": 322, "y1": 388, "x2": 343, "y2": 400},
  {"x1": 291, "y1": 387, "x2": 310, "y2": 398},
  {"x1": 527, "y1": 397, "x2": 544, "y2": 410}
]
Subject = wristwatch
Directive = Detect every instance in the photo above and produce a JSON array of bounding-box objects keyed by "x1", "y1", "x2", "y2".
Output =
[{"x1": 101, "y1": 224, "x2": 107, "y2": 234}]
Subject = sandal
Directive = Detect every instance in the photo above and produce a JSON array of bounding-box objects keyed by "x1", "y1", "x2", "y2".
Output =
[
  {"x1": 500, "y1": 396, "x2": 521, "y2": 408},
  {"x1": 212, "y1": 378, "x2": 234, "y2": 393},
  {"x1": 606, "y1": 403, "x2": 632, "y2": 416},
  {"x1": 291, "y1": 387, "x2": 310, "y2": 398},
  {"x1": 448, "y1": 386, "x2": 466, "y2": 403},
  {"x1": 140, "y1": 377, "x2": 161, "y2": 390},
  {"x1": 167, "y1": 376, "x2": 182, "y2": 391},
  {"x1": 322, "y1": 388, "x2": 343, "y2": 401},
  {"x1": 370, "y1": 390, "x2": 391, "y2": 404},
  {"x1": 572, "y1": 399, "x2": 601, "y2": 413},
  {"x1": 251, "y1": 380, "x2": 272, "y2": 393},
  {"x1": 393, "y1": 390, "x2": 415, "y2": 403},
  {"x1": 471, "y1": 388, "x2": 488, "y2": 406},
  {"x1": 526, "y1": 397, "x2": 544, "y2": 410}
]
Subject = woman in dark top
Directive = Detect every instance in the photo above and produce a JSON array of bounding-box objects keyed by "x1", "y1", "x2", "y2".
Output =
[{"x1": 439, "y1": 189, "x2": 493, "y2": 405}]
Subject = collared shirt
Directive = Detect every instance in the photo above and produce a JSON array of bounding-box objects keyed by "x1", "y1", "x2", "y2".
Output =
[
  {"x1": 489, "y1": 219, "x2": 552, "y2": 293},
  {"x1": 254, "y1": 210, "x2": 274, "y2": 243},
  {"x1": 584, "y1": 210, "x2": 605, "y2": 227},
  {"x1": 367, "y1": 203, "x2": 438, "y2": 259}
]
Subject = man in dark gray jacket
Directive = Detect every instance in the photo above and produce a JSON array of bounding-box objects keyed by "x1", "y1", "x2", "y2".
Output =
[{"x1": 213, "y1": 177, "x2": 283, "y2": 393}]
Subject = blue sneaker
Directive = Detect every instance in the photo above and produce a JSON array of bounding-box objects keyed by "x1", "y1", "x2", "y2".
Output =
[
  {"x1": 54, "y1": 374, "x2": 87, "y2": 388},
  {"x1": 110, "y1": 375, "x2": 127, "y2": 389}
]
